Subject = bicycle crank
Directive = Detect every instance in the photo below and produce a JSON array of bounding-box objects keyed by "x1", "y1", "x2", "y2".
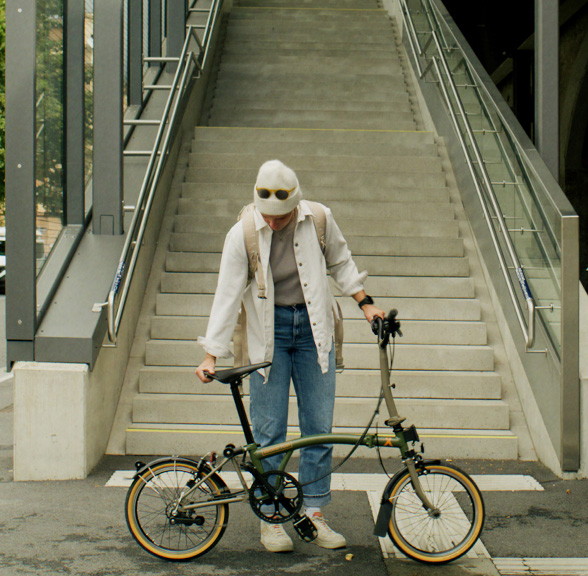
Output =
[{"x1": 249, "y1": 470, "x2": 303, "y2": 523}]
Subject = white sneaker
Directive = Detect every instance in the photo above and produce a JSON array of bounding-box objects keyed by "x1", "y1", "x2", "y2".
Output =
[
  {"x1": 309, "y1": 514, "x2": 347, "y2": 549},
  {"x1": 260, "y1": 520, "x2": 294, "y2": 553}
]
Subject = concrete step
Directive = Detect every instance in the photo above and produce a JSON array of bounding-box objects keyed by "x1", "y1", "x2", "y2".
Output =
[
  {"x1": 193, "y1": 126, "x2": 434, "y2": 145},
  {"x1": 131, "y1": 394, "x2": 507, "y2": 430},
  {"x1": 177, "y1": 197, "x2": 454, "y2": 221},
  {"x1": 211, "y1": 82, "x2": 411, "y2": 102},
  {"x1": 226, "y1": 20, "x2": 395, "y2": 34},
  {"x1": 184, "y1": 168, "x2": 447, "y2": 190},
  {"x1": 112, "y1": 0, "x2": 524, "y2": 464},
  {"x1": 124, "y1": 422, "x2": 519, "y2": 460},
  {"x1": 139, "y1": 365, "x2": 500, "y2": 399},
  {"x1": 223, "y1": 29, "x2": 398, "y2": 47},
  {"x1": 145, "y1": 339, "x2": 494, "y2": 371},
  {"x1": 180, "y1": 182, "x2": 450, "y2": 203},
  {"x1": 169, "y1": 233, "x2": 464, "y2": 257},
  {"x1": 164, "y1": 252, "x2": 469, "y2": 277},
  {"x1": 187, "y1": 153, "x2": 443, "y2": 174},
  {"x1": 151, "y1": 315, "x2": 486, "y2": 345},
  {"x1": 155, "y1": 294, "x2": 481, "y2": 321},
  {"x1": 236, "y1": 0, "x2": 383, "y2": 7},
  {"x1": 230, "y1": 7, "x2": 389, "y2": 21},
  {"x1": 173, "y1": 214, "x2": 460, "y2": 238},
  {"x1": 191, "y1": 136, "x2": 436, "y2": 157},
  {"x1": 221, "y1": 42, "x2": 402, "y2": 57},
  {"x1": 160, "y1": 271, "x2": 473, "y2": 297},
  {"x1": 217, "y1": 56, "x2": 403, "y2": 77},
  {"x1": 210, "y1": 98, "x2": 413, "y2": 114},
  {"x1": 213, "y1": 74, "x2": 409, "y2": 93},
  {"x1": 207, "y1": 109, "x2": 417, "y2": 131}
]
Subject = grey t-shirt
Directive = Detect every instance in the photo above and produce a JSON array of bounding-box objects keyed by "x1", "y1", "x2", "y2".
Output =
[{"x1": 270, "y1": 214, "x2": 305, "y2": 306}]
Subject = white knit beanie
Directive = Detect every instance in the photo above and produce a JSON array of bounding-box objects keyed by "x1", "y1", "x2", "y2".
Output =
[{"x1": 253, "y1": 160, "x2": 302, "y2": 216}]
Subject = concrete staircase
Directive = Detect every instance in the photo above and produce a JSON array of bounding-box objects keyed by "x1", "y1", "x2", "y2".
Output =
[{"x1": 116, "y1": 0, "x2": 528, "y2": 460}]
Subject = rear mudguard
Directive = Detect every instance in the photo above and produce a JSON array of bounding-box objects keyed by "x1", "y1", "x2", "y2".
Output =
[
  {"x1": 373, "y1": 459, "x2": 441, "y2": 537},
  {"x1": 132, "y1": 456, "x2": 210, "y2": 480}
]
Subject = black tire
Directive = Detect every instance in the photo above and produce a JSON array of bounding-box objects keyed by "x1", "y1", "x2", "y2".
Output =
[
  {"x1": 387, "y1": 463, "x2": 484, "y2": 564},
  {"x1": 125, "y1": 459, "x2": 229, "y2": 561}
]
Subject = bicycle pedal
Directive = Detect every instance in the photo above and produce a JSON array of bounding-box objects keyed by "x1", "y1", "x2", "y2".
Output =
[{"x1": 292, "y1": 514, "x2": 317, "y2": 542}]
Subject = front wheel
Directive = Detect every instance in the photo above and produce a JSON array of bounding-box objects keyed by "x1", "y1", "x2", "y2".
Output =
[
  {"x1": 387, "y1": 463, "x2": 484, "y2": 564},
  {"x1": 125, "y1": 459, "x2": 229, "y2": 561}
]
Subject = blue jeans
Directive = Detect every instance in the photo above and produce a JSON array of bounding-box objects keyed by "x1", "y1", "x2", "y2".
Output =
[{"x1": 249, "y1": 305, "x2": 336, "y2": 508}]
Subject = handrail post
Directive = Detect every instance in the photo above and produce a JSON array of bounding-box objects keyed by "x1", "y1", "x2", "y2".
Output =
[{"x1": 100, "y1": 0, "x2": 225, "y2": 344}]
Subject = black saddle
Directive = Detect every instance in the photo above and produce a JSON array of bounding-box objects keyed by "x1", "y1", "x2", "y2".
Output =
[{"x1": 205, "y1": 362, "x2": 271, "y2": 384}]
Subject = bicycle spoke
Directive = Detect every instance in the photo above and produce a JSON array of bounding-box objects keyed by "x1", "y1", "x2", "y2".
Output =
[{"x1": 388, "y1": 465, "x2": 484, "y2": 562}]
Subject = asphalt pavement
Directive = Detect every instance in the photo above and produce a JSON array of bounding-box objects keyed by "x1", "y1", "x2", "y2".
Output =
[{"x1": 1, "y1": 294, "x2": 588, "y2": 575}]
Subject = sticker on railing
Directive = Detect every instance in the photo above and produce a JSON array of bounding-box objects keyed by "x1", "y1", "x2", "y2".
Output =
[
  {"x1": 515, "y1": 267, "x2": 533, "y2": 301},
  {"x1": 112, "y1": 262, "x2": 126, "y2": 294}
]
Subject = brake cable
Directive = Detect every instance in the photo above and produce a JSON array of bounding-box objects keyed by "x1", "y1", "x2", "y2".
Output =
[{"x1": 299, "y1": 333, "x2": 397, "y2": 488}]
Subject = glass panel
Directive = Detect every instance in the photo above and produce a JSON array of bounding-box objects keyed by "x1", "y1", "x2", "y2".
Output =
[
  {"x1": 123, "y1": 0, "x2": 129, "y2": 110},
  {"x1": 85, "y1": 0, "x2": 95, "y2": 200},
  {"x1": 35, "y1": 0, "x2": 66, "y2": 275}
]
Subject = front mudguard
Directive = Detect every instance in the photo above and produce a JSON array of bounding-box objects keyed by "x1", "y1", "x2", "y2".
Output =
[{"x1": 373, "y1": 459, "x2": 441, "y2": 537}]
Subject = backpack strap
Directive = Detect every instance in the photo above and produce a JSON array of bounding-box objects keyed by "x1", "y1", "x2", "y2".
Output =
[
  {"x1": 304, "y1": 200, "x2": 327, "y2": 254},
  {"x1": 238, "y1": 203, "x2": 267, "y2": 299}
]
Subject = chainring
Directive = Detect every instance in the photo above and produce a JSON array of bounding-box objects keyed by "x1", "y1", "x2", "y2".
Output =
[{"x1": 249, "y1": 470, "x2": 303, "y2": 524}]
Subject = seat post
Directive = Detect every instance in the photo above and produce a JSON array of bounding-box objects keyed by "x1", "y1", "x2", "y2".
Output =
[{"x1": 230, "y1": 380, "x2": 256, "y2": 445}]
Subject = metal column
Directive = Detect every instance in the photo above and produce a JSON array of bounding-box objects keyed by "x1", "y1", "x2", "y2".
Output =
[
  {"x1": 66, "y1": 0, "x2": 86, "y2": 225},
  {"x1": 5, "y1": 1, "x2": 38, "y2": 363},
  {"x1": 149, "y1": 0, "x2": 163, "y2": 65},
  {"x1": 93, "y1": 0, "x2": 124, "y2": 235},
  {"x1": 128, "y1": 0, "x2": 144, "y2": 107},
  {"x1": 166, "y1": 0, "x2": 187, "y2": 71},
  {"x1": 535, "y1": 0, "x2": 560, "y2": 180}
]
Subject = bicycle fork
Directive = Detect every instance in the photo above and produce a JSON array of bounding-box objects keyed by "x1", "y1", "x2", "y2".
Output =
[{"x1": 373, "y1": 456, "x2": 439, "y2": 538}]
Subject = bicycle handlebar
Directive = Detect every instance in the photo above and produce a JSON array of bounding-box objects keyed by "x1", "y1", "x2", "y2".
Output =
[{"x1": 371, "y1": 309, "x2": 403, "y2": 344}]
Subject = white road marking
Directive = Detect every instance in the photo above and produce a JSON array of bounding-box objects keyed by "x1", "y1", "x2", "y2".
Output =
[
  {"x1": 106, "y1": 470, "x2": 543, "y2": 491},
  {"x1": 493, "y1": 558, "x2": 588, "y2": 575}
]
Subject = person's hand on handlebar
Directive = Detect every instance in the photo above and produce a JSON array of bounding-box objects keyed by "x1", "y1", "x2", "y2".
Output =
[
  {"x1": 195, "y1": 353, "x2": 216, "y2": 383},
  {"x1": 361, "y1": 303, "x2": 386, "y2": 324},
  {"x1": 354, "y1": 291, "x2": 386, "y2": 324}
]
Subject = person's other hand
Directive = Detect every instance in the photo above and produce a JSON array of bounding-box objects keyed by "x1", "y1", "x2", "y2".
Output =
[{"x1": 195, "y1": 353, "x2": 216, "y2": 383}]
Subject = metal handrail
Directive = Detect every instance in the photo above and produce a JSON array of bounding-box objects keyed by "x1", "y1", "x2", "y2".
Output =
[
  {"x1": 98, "y1": 0, "x2": 224, "y2": 345},
  {"x1": 399, "y1": 0, "x2": 538, "y2": 350},
  {"x1": 433, "y1": 15, "x2": 562, "y2": 282}
]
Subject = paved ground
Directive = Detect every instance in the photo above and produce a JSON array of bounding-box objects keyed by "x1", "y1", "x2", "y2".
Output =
[
  {"x1": 1, "y1": 299, "x2": 588, "y2": 575},
  {"x1": 1, "y1": 390, "x2": 588, "y2": 576}
]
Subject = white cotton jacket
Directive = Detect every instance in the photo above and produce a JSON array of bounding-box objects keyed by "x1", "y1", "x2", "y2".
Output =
[{"x1": 198, "y1": 200, "x2": 368, "y2": 374}]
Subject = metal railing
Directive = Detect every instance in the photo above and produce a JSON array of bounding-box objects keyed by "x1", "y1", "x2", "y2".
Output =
[
  {"x1": 96, "y1": 0, "x2": 224, "y2": 345},
  {"x1": 399, "y1": 0, "x2": 563, "y2": 354},
  {"x1": 399, "y1": 0, "x2": 580, "y2": 470}
]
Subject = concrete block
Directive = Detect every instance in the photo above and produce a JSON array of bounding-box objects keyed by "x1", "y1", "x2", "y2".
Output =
[{"x1": 13, "y1": 362, "x2": 89, "y2": 481}]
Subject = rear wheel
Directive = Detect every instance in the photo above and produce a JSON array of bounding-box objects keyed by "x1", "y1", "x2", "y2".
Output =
[
  {"x1": 125, "y1": 459, "x2": 229, "y2": 561},
  {"x1": 387, "y1": 463, "x2": 484, "y2": 564}
]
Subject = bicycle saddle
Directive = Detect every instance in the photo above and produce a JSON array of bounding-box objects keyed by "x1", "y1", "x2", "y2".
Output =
[{"x1": 205, "y1": 362, "x2": 271, "y2": 384}]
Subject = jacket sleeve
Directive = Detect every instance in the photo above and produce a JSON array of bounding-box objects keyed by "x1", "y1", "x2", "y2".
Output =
[
  {"x1": 323, "y1": 206, "x2": 368, "y2": 296},
  {"x1": 197, "y1": 222, "x2": 249, "y2": 358}
]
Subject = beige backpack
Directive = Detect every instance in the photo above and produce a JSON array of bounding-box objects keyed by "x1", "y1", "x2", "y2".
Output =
[{"x1": 233, "y1": 201, "x2": 344, "y2": 371}]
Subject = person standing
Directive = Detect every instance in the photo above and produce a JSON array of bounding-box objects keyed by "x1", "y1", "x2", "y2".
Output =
[{"x1": 196, "y1": 159, "x2": 385, "y2": 552}]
